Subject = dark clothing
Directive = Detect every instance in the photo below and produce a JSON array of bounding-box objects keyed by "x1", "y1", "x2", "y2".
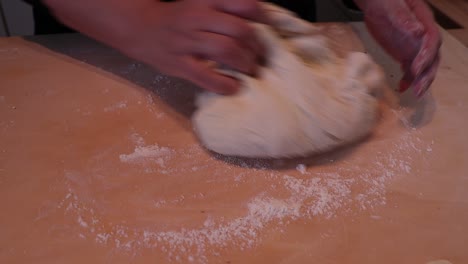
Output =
[
  {"x1": 24, "y1": 1, "x2": 358, "y2": 35},
  {"x1": 23, "y1": 0, "x2": 73, "y2": 34},
  {"x1": 271, "y1": 0, "x2": 316, "y2": 22},
  {"x1": 32, "y1": 3, "x2": 74, "y2": 35},
  {"x1": 25, "y1": 0, "x2": 317, "y2": 35}
]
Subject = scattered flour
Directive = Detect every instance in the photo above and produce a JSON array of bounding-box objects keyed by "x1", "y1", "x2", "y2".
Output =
[
  {"x1": 130, "y1": 132, "x2": 146, "y2": 146},
  {"x1": 46, "y1": 109, "x2": 434, "y2": 263},
  {"x1": 104, "y1": 101, "x2": 128, "y2": 112},
  {"x1": 119, "y1": 144, "x2": 173, "y2": 164},
  {"x1": 77, "y1": 215, "x2": 89, "y2": 228}
]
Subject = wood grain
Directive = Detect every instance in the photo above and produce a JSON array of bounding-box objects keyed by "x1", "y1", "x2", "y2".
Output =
[{"x1": 0, "y1": 24, "x2": 467, "y2": 264}]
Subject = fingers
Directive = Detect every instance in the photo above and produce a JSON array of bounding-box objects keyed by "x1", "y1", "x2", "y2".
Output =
[
  {"x1": 406, "y1": 0, "x2": 442, "y2": 77},
  {"x1": 399, "y1": 53, "x2": 440, "y2": 97},
  {"x1": 214, "y1": 0, "x2": 268, "y2": 23},
  {"x1": 179, "y1": 56, "x2": 240, "y2": 94},
  {"x1": 405, "y1": 0, "x2": 442, "y2": 74},
  {"x1": 193, "y1": 32, "x2": 257, "y2": 75},
  {"x1": 185, "y1": 3, "x2": 264, "y2": 76},
  {"x1": 404, "y1": 0, "x2": 442, "y2": 95},
  {"x1": 410, "y1": 29, "x2": 442, "y2": 78},
  {"x1": 413, "y1": 54, "x2": 440, "y2": 97},
  {"x1": 201, "y1": 11, "x2": 265, "y2": 64},
  {"x1": 391, "y1": 4, "x2": 425, "y2": 39}
]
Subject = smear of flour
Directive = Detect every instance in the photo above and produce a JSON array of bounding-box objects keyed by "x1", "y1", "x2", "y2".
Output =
[
  {"x1": 104, "y1": 101, "x2": 127, "y2": 112},
  {"x1": 49, "y1": 110, "x2": 434, "y2": 263},
  {"x1": 0, "y1": 48, "x2": 20, "y2": 60},
  {"x1": 129, "y1": 132, "x2": 146, "y2": 147},
  {"x1": 119, "y1": 144, "x2": 174, "y2": 164}
]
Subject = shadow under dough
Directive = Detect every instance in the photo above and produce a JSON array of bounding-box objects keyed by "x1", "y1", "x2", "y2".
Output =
[{"x1": 209, "y1": 134, "x2": 373, "y2": 171}]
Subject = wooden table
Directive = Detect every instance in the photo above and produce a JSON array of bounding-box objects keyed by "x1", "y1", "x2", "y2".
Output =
[
  {"x1": 427, "y1": 0, "x2": 468, "y2": 46},
  {"x1": 1, "y1": 23, "x2": 467, "y2": 264}
]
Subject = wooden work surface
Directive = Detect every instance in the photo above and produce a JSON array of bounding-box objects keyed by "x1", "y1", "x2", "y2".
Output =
[{"x1": 1, "y1": 23, "x2": 467, "y2": 264}]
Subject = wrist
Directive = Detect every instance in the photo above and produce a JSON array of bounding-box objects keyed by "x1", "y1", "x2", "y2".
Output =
[{"x1": 42, "y1": 0, "x2": 159, "y2": 48}]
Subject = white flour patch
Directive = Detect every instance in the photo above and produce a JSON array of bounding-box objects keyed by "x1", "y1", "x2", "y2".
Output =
[
  {"x1": 77, "y1": 216, "x2": 89, "y2": 228},
  {"x1": 48, "y1": 109, "x2": 434, "y2": 263},
  {"x1": 129, "y1": 132, "x2": 146, "y2": 147},
  {"x1": 104, "y1": 101, "x2": 128, "y2": 112},
  {"x1": 119, "y1": 144, "x2": 174, "y2": 164},
  {"x1": 0, "y1": 48, "x2": 20, "y2": 60}
]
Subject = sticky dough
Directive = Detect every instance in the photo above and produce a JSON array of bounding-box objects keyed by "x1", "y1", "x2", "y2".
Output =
[{"x1": 192, "y1": 3, "x2": 385, "y2": 158}]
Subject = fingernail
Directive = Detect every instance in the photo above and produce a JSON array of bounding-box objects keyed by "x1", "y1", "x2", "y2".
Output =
[
  {"x1": 412, "y1": 60, "x2": 424, "y2": 78},
  {"x1": 414, "y1": 87, "x2": 421, "y2": 97},
  {"x1": 416, "y1": 89, "x2": 425, "y2": 99},
  {"x1": 416, "y1": 85, "x2": 429, "y2": 98}
]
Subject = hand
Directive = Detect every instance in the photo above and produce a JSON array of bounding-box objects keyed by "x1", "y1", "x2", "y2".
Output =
[
  {"x1": 355, "y1": 0, "x2": 442, "y2": 97},
  {"x1": 44, "y1": 0, "x2": 266, "y2": 94}
]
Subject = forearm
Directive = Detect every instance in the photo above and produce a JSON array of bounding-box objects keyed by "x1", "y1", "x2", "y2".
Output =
[{"x1": 41, "y1": 0, "x2": 156, "y2": 52}]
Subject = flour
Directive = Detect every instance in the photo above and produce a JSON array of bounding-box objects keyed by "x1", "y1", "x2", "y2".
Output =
[
  {"x1": 104, "y1": 101, "x2": 128, "y2": 112},
  {"x1": 0, "y1": 48, "x2": 19, "y2": 60},
  {"x1": 77, "y1": 216, "x2": 89, "y2": 228},
  {"x1": 129, "y1": 132, "x2": 146, "y2": 146},
  {"x1": 119, "y1": 144, "x2": 173, "y2": 164},
  {"x1": 47, "y1": 106, "x2": 434, "y2": 263}
]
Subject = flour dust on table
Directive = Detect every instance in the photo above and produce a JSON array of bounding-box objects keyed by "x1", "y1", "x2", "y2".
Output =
[
  {"x1": 193, "y1": 3, "x2": 386, "y2": 158},
  {"x1": 49, "y1": 106, "x2": 434, "y2": 263}
]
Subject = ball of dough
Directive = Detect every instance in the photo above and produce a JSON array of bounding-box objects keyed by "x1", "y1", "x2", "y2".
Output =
[{"x1": 192, "y1": 4, "x2": 385, "y2": 158}]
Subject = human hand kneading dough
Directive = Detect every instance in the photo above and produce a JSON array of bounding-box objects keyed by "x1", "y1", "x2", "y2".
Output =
[
  {"x1": 43, "y1": 0, "x2": 266, "y2": 94},
  {"x1": 355, "y1": 0, "x2": 442, "y2": 97},
  {"x1": 42, "y1": 0, "x2": 440, "y2": 97}
]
